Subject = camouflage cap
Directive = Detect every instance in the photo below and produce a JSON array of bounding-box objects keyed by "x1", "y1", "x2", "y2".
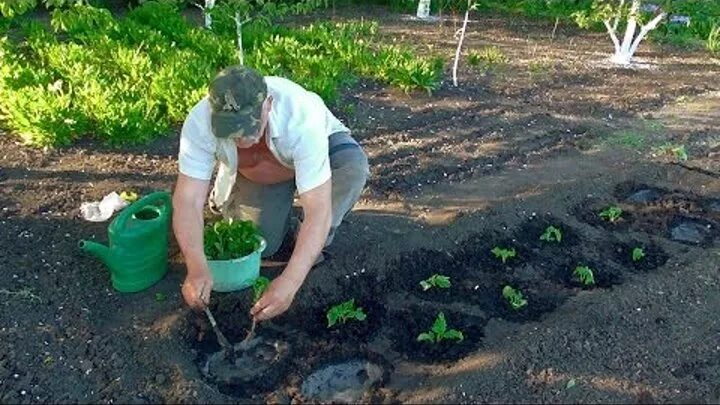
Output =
[{"x1": 208, "y1": 65, "x2": 268, "y2": 139}]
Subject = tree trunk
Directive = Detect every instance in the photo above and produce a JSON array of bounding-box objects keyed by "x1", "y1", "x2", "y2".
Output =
[{"x1": 204, "y1": 0, "x2": 215, "y2": 28}]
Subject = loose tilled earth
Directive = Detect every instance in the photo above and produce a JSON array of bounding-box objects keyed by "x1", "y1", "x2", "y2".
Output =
[{"x1": 2, "y1": 5, "x2": 720, "y2": 404}]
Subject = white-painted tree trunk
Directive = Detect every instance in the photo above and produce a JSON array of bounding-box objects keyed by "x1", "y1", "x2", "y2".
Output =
[
  {"x1": 204, "y1": 0, "x2": 215, "y2": 28},
  {"x1": 416, "y1": 0, "x2": 431, "y2": 19},
  {"x1": 603, "y1": 0, "x2": 666, "y2": 65},
  {"x1": 235, "y1": 12, "x2": 244, "y2": 66},
  {"x1": 452, "y1": 1, "x2": 471, "y2": 86}
]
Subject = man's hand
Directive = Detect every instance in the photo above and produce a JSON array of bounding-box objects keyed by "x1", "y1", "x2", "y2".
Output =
[
  {"x1": 250, "y1": 274, "x2": 302, "y2": 321},
  {"x1": 182, "y1": 272, "x2": 213, "y2": 310}
]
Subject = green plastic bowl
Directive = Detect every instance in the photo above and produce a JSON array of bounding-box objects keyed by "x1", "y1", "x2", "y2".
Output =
[{"x1": 208, "y1": 236, "x2": 266, "y2": 292}]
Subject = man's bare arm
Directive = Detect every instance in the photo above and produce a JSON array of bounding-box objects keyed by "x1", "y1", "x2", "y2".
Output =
[{"x1": 173, "y1": 174, "x2": 213, "y2": 309}]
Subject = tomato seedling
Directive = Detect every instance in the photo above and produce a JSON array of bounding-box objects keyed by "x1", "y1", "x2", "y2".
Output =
[
  {"x1": 598, "y1": 206, "x2": 623, "y2": 223},
  {"x1": 502, "y1": 285, "x2": 527, "y2": 310},
  {"x1": 491, "y1": 247, "x2": 516, "y2": 264},
  {"x1": 252, "y1": 276, "x2": 270, "y2": 303},
  {"x1": 632, "y1": 247, "x2": 645, "y2": 262},
  {"x1": 539, "y1": 225, "x2": 562, "y2": 243},
  {"x1": 573, "y1": 265, "x2": 595, "y2": 286},
  {"x1": 327, "y1": 299, "x2": 366, "y2": 328},
  {"x1": 420, "y1": 274, "x2": 451, "y2": 291},
  {"x1": 416, "y1": 312, "x2": 464, "y2": 343}
]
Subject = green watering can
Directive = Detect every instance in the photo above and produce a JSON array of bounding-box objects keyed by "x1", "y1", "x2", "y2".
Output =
[{"x1": 79, "y1": 191, "x2": 172, "y2": 293}]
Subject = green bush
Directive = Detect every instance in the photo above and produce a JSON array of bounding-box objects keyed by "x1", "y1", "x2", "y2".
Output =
[{"x1": 0, "y1": 2, "x2": 442, "y2": 146}]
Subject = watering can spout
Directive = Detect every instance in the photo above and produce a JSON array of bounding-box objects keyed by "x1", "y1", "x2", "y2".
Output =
[{"x1": 79, "y1": 240, "x2": 112, "y2": 266}]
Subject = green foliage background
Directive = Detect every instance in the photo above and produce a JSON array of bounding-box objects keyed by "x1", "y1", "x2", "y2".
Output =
[{"x1": 0, "y1": 0, "x2": 442, "y2": 146}]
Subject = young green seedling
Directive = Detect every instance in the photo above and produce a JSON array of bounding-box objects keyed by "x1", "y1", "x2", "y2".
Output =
[
  {"x1": 419, "y1": 274, "x2": 451, "y2": 291},
  {"x1": 327, "y1": 299, "x2": 366, "y2": 328},
  {"x1": 502, "y1": 285, "x2": 527, "y2": 310},
  {"x1": 539, "y1": 225, "x2": 562, "y2": 243},
  {"x1": 632, "y1": 247, "x2": 645, "y2": 262},
  {"x1": 416, "y1": 312, "x2": 464, "y2": 343},
  {"x1": 598, "y1": 206, "x2": 623, "y2": 223},
  {"x1": 573, "y1": 266, "x2": 595, "y2": 286},
  {"x1": 252, "y1": 276, "x2": 270, "y2": 304},
  {"x1": 491, "y1": 247, "x2": 516, "y2": 264}
]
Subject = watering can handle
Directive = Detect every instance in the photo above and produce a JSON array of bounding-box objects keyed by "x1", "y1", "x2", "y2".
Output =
[{"x1": 114, "y1": 191, "x2": 172, "y2": 230}]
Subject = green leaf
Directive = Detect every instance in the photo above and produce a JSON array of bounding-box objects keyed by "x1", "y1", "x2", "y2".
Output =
[
  {"x1": 420, "y1": 274, "x2": 451, "y2": 290},
  {"x1": 417, "y1": 332, "x2": 435, "y2": 342},
  {"x1": 540, "y1": 226, "x2": 562, "y2": 243},
  {"x1": 252, "y1": 276, "x2": 270, "y2": 303},
  {"x1": 154, "y1": 292, "x2": 166, "y2": 302},
  {"x1": 443, "y1": 329, "x2": 464, "y2": 342},
  {"x1": 326, "y1": 299, "x2": 365, "y2": 328},
  {"x1": 573, "y1": 266, "x2": 595, "y2": 286},
  {"x1": 431, "y1": 312, "x2": 448, "y2": 335},
  {"x1": 599, "y1": 206, "x2": 623, "y2": 223},
  {"x1": 491, "y1": 247, "x2": 516, "y2": 264},
  {"x1": 566, "y1": 378, "x2": 576, "y2": 389},
  {"x1": 434, "y1": 275, "x2": 451, "y2": 288},
  {"x1": 632, "y1": 247, "x2": 645, "y2": 262},
  {"x1": 502, "y1": 285, "x2": 528, "y2": 310}
]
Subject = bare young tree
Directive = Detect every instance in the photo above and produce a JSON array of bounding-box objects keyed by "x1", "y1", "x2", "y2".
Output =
[{"x1": 452, "y1": 0, "x2": 478, "y2": 86}]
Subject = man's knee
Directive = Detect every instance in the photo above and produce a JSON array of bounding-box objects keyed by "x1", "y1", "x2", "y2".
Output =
[{"x1": 335, "y1": 148, "x2": 369, "y2": 193}]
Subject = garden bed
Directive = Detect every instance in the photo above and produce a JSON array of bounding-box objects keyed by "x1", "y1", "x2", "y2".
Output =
[{"x1": 1, "y1": 4, "x2": 719, "y2": 404}]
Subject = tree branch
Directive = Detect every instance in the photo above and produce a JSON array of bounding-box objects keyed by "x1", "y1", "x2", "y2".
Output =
[
  {"x1": 452, "y1": 2, "x2": 471, "y2": 87},
  {"x1": 628, "y1": 12, "x2": 666, "y2": 57},
  {"x1": 604, "y1": 19, "x2": 621, "y2": 54}
]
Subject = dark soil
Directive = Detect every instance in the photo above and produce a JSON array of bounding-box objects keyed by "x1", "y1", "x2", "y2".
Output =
[
  {"x1": 2, "y1": 4, "x2": 720, "y2": 405},
  {"x1": 609, "y1": 240, "x2": 670, "y2": 272}
]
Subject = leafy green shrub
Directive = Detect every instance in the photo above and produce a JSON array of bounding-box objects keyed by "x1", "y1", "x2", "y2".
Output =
[
  {"x1": 417, "y1": 312, "x2": 464, "y2": 343},
  {"x1": 709, "y1": 25, "x2": 720, "y2": 54},
  {"x1": 204, "y1": 218, "x2": 263, "y2": 260},
  {"x1": 1, "y1": 3, "x2": 442, "y2": 146},
  {"x1": 467, "y1": 46, "x2": 508, "y2": 70},
  {"x1": 327, "y1": 299, "x2": 366, "y2": 327}
]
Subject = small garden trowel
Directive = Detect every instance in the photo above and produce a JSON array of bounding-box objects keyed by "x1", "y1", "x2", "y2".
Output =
[{"x1": 203, "y1": 307, "x2": 234, "y2": 356}]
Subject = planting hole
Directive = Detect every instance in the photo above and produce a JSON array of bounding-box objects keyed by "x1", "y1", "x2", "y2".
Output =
[
  {"x1": 669, "y1": 217, "x2": 717, "y2": 246},
  {"x1": 200, "y1": 337, "x2": 290, "y2": 397},
  {"x1": 300, "y1": 359, "x2": 386, "y2": 403}
]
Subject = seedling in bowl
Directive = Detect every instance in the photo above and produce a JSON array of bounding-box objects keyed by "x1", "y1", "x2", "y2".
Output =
[
  {"x1": 573, "y1": 265, "x2": 595, "y2": 286},
  {"x1": 632, "y1": 247, "x2": 645, "y2": 262},
  {"x1": 420, "y1": 274, "x2": 451, "y2": 291},
  {"x1": 252, "y1": 276, "x2": 270, "y2": 304},
  {"x1": 502, "y1": 285, "x2": 527, "y2": 310},
  {"x1": 491, "y1": 247, "x2": 516, "y2": 264},
  {"x1": 598, "y1": 206, "x2": 623, "y2": 223},
  {"x1": 327, "y1": 299, "x2": 366, "y2": 328},
  {"x1": 539, "y1": 226, "x2": 562, "y2": 243},
  {"x1": 416, "y1": 312, "x2": 464, "y2": 343}
]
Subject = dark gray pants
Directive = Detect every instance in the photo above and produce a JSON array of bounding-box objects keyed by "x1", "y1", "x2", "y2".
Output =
[{"x1": 220, "y1": 132, "x2": 369, "y2": 257}]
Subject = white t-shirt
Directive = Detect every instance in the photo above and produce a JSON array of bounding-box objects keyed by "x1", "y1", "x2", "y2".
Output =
[{"x1": 178, "y1": 76, "x2": 349, "y2": 197}]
